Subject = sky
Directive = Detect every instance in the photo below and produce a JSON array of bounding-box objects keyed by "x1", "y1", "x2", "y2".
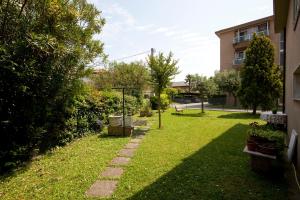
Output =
[{"x1": 87, "y1": 0, "x2": 273, "y2": 81}]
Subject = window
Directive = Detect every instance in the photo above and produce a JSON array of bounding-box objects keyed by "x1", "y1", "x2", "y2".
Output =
[
  {"x1": 235, "y1": 51, "x2": 245, "y2": 59},
  {"x1": 279, "y1": 32, "x2": 285, "y2": 66},
  {"x1": 293, "y1": 65, "x2": 300, "y2": 100},
  {"x1": 239, "y1": 31, "x2": 247, "y2": 42},
  {"x1": 294, "y1": 0, "x2": 300, "y2": 29},
  {"x1": 258, "y1": 23, "x2": 268, "y2": 32}
]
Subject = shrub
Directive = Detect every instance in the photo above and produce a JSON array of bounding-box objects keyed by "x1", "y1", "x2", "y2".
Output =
[{"x1": 150, "y1": 94, "x2": 170, "y2": 110}]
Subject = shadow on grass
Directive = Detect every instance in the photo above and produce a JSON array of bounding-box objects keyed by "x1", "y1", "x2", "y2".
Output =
[
  {"x1": 127, "y1": 124, "x2": 287, "y2": 200},
  {"x1": 171, "y1": 112, "x2": 206, "y2": 118},
  {"x1": 218, "y1": 112, "x2": 260, "y2": 119}
]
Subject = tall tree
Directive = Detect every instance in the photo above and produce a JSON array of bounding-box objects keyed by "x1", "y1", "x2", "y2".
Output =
[
  {"x1": 190, "y1": 74, "x2": 210, "y2": 113},
  {"x1": 185, "y1": 74, "x2": 192, "y2": 93},
  {"x1": 91, "y1": 61, "x2": 149, "y2": 92},
  {"x1": 147, "y1": 52, "x2": 179, "y2": 128},
  {"x1": 214, "y1": 70, "x2": 240, "y2": 106},
  {"x1": 0, "y1": 0, "x2": 106, "y2": 167},
  {"x1": 238, "y1": 34, "x2": 282, "y2": 114},
  {"x1": 110, "y1": 61, "x2": 150, "y2": 95}
]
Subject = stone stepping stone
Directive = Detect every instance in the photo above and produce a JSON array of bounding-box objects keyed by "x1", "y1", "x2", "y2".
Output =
[
  {"x1": 134, "y1": 134, "x2": 145, "y2": 139},
  {"x1": 125, "y1": 142, "x2": 140, "y2": 149},
  {"x1": 119, "y1": 148, "x2": 136, "y2": 157},
  {"x1": 101, "y1": 167, "x2": 124, "y2": 179},
  {"x1": 110, "y1": 157, "x2": 130, "y2": 166},
  {"x1": 130, "y1": 138, "x2": 142, "y2": 143},
  {"x1": 85, "y1": 180, "x2": 117, "y2": 198}
]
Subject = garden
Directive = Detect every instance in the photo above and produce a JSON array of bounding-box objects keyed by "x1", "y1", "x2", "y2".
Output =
[
  {"x1": 0, "y1": 110, "x2": 287, "y2": 199},
  {"x1": 0, "y1": 1, "x2": 290, "y2": 199}
]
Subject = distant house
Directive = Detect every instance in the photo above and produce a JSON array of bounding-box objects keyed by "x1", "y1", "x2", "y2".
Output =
[
  {"x1": 274, "y1": 0, "x2": 300, "y2": 172},
  {"x1": 171, "y1": 81, "x2": 189, "y2": 92}
]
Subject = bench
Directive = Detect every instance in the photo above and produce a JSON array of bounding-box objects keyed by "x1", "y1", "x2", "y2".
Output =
[{"x1": 175, "y1": 106, "x2": 184, "y2": 113}]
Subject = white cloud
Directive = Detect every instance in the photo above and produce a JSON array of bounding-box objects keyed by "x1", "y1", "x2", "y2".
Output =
[
  {"x1": 104, "y1": 3, "x2": 136, "y2": 26},
  {"x1": 136, "y1": 24, "x2": 155, "y2": 31}
]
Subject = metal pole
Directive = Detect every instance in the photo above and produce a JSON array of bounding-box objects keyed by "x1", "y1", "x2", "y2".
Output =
[
  {"x1": 122, "y1": 87, "x2": 125, "y2": 136},
  {"x1": 151, "y1": 48, "x2": 155, "y2": 57}
]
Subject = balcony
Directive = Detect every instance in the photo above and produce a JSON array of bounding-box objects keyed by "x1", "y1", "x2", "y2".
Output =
[
  {"x1": 233, "y1": 30, "x2": 269, "y2": 44},
  {"x1": 233, "y1": 57, "x2": 245, "y2": 65}
]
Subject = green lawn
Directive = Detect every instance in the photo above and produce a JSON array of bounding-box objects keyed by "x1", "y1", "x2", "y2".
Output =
[
  {"x1": 0, "y1": 110, "x2": 287, "y2": 200},
  {"x1": 0, "y1": 135, "x2": 129, "y2": 200}
]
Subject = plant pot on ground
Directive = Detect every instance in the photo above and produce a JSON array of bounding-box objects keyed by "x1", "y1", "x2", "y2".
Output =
[
  {"x1": 246, "y1": 122, "x2": 284, "y2": 156},
  {"x1": 256, "y1": 140, "x2": 277, "y2": 155}
]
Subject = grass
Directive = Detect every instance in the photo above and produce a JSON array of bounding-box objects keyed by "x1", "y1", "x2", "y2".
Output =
[
  {"x1": 0, "y1": 109, "x2": 287, "y2": 199},
  {"x1": 112, "y1": 110, "x2": 287, "y2": 200},
  {"x1": 0, "y1": 134, "x2": 129, "y2": 200}
]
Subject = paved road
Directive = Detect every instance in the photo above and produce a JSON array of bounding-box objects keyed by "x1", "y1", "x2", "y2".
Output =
[{"x1": 170, "y1": 103, "x2": 259, "y2": 113}]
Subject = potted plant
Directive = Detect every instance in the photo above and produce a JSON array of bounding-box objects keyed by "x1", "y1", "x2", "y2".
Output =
[
  {"x1": 246, "y1": 122, "x2": 262, "y2": 151},
  {"x1": 256, "y1": 129, "x2": 284, "y2": 156},
  {"x1": 272, "y1": 108, "x2": 277, "y2": 114},
  {"x1": 140, "y1": 99, "x2": 153, "y2": 117},
  {"x1": 246, "y1": 122, "x2": 284, "y2": 156}
]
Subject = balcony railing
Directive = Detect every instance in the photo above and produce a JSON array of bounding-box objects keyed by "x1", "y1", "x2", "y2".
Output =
[
  {"x1": 233, "y1": 30, "x2": 269, "y2": 44},
  {"x1": 233, "y1": 57, "x2": 245, "y2": 65}
]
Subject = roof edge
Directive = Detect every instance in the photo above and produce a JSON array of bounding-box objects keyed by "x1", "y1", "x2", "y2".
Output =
[
  {"x1": 215, "y1": 15, "x2": 274, "y2": 37},
  {"x1": 273, "y1": 0, "x2": 290, "y2": 33}
]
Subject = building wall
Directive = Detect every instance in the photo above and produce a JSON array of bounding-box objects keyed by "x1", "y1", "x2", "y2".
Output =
[
  {"x1": 268, "y1": 19, "x2": 281, "y2": 65},
  {"x1": 285, "y1": 0, "x2": 300, "y2": 170},
  {"x1": 218, "y1": 17, "x2": 280, "y2": 72},
  {"x1": 219, "y1": 31, "x2": 235, "y2": 71},
  {"x1": 217, "y1": 17, "x2": 281, "y2": 106}
]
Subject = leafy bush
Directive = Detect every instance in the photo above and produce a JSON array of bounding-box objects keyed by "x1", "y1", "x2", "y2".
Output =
[
  {"x1": 99, "y1": 90, "x2": 140, "y2": 120},
  {"x1": 0, "y1": 0, "x2": 105, "y2": 172},
  {"x1": 150, "y1": 94, "x2": 170, "y2": 110}
]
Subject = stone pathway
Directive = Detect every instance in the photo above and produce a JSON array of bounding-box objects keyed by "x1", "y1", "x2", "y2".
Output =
[{"x1": 85, "y1": 127, "x2": 149, "y2": 198}]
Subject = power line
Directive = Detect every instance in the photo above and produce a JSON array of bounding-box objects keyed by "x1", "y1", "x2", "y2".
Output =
[{"x1": 113, "y1": 50, "x2": 151, "y2": 61}]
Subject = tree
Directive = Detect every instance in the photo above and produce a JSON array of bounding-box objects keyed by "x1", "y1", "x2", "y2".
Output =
[
  {"x1": 238, "y1": 34, "x2": 282, "y2": 114},
  {"x1": 214, "y1": 70, "x2": 240, "y2": 106},
  {"x1": 147, "y1": 52, "x2": 179, "y2": 128},
  {"x1": 189, "y1": 74, "x2": 210, "y2": 113},
  {"x1": 90, "y1": 61, "x2": 150, "y2": 107},
  {"x1": 185, "y1": 74, "x2": 192, "y2": 93},
  {"x1": 164, "y1": 87, "x2": 178, "y2": 102},
  {"x1": 0, "y1": 0, "x2": 105, "y2": 169},
  {"x1": 110, "y1": 61, "x2": 150, "y2": 96}
]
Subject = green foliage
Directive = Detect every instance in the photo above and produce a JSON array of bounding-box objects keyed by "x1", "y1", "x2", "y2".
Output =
[
  {"x1": 164, "y1": 87, "x2": 178, "y2": 101},
  {"x1": 214, "y1": 70, "x2": 240, "y2": 105},
  {"x1": 214, "y1": 70, "x2": 240, "y2": 95},
  {"x1": 147, "y1": 52, "x2": 179, "y2": 128},
  {"x1": 247, "y1": 122, "x2": 284, "y2": 151},
  {"x1": 91, "y1": 61, "x2": 149, "y2": 97},
  {"x1": 238, "y1": 34, "x2": 283, "y2": 114},
  {"x1": 185, "y1": 74, "x2": 193, "y2": 92},
  {"x1": 95, "y1": 89, "x2": 139, "y2": 122},
  {"x1": 141, "y1": 99, "x2": 151, "y2": 111},
  {"x1": 150, "y1": 94, "x2": 170, "y2": 111},
  {"x1": 189, "y1": 74, "x2": 218, "y2": 98},
  {"x1": 0, "y1": 0, "x2": 105, "y2": 171}
]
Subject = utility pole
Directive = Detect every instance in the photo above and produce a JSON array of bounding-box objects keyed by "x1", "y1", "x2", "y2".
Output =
[
  {"x1": 151, "y1": 48, "x2": 155, "y2": 57},
  {"x1": 122, "y1": 87, "x2": 125, "y2": 136}
]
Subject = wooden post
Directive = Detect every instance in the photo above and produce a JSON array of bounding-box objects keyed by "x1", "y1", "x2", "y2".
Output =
[{"x1": 122, "y1": 87, "x2": 125, "y2": 137}]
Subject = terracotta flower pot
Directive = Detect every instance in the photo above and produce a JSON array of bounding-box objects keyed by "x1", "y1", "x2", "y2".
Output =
[
  {"x1": 257, "y1": 143, "x2": 277, "y2": 155},
  {"x1": 247, "y1": 139, "x2": 258, "y2": 151}
]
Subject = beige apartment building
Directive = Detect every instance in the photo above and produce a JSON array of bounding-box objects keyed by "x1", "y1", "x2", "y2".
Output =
[
  {"x1": 274, "y1": 0, "x2": 300, "y2": 174},
  {"x1": 215, "y1": 16, "x2": 281, "y2": 71},
  {"x1": 215, "y1": 16, "x2": 282, "y2": 105}
]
